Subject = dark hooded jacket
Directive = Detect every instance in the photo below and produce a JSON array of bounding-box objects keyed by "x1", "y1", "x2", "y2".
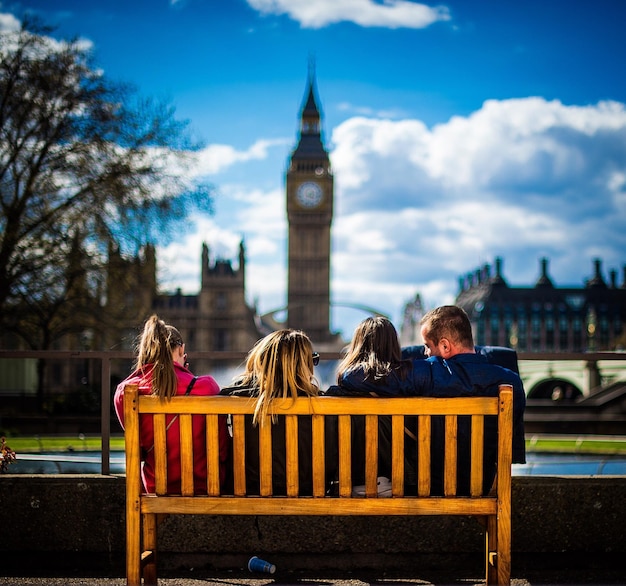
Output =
[{"x1": 219, "y1": 381, "x2": 338, "y2": 495}]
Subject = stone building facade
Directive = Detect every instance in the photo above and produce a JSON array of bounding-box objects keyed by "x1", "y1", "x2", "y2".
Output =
[{"x1": 455, "y1": 257, "x2": 626, "y2": 352}]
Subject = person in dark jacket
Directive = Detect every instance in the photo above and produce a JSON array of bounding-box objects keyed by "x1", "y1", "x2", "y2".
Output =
[
  {"x1": 325, "y1": 316, "x2": 413, "y2": 488},
  {"x1": 326, "y1": 308, "x2": 526, "y2": 495},
  {"x1": 220, "y1": 329, "x2": 336, "y2": 495}
]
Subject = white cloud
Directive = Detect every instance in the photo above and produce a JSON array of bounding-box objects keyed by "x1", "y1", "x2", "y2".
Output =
[
  {"x1": 160, "y1": 96, "x2": 626, "y2": 338},
  {"x1": 328, "y1": 96, "x2": 626, "y2": 324},
  {"x1": 336, "y1": 101, "x2": 408, "y2": 119},
  {"x1": 0, "y1": 11, "x2": 20, "y2": 32},
  {"x1": 193, "y1": 138, "x2": 289, "y2": 176},
  {"x1": 246, "y1": 0, "x2": 450, "y2": 29}
]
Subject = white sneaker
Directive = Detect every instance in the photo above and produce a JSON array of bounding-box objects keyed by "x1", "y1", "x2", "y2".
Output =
[{"x1": 352, "y1": 476, "x2": 392, "y2": 497}]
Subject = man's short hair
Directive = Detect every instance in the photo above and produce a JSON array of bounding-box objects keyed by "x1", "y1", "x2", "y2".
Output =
[{"x1": 420, "y1": 305, "x2": 474, "y2": 348}]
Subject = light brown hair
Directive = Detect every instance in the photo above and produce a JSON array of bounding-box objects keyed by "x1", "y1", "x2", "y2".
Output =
[
  {"x1": 337, "y1": 316, "x2": 410, "y2": 382},
  {"x1": 134, "y1": 314, "x2": 183, "y2": 400}
]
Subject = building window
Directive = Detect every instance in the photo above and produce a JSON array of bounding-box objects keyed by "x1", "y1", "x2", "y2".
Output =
[
  {"x1": 490, "y1": 315, "x2": 499, "y2": 345},
  {"x1": 215, "y1": 329, "x2": 227, "y2": 351},
  {"x1": 545, "y1": 316, "x2": 554, "y2": 350},
  {"x1": 572, "y1": 316, "x2": 583, "y2": 351},
  {"x1": 216, "y1": 292, "x2": 227, "y2": 310},
  {"x1": 531, "y1": 316, "x2": 541, "y2": 351},
  {"x1": 599, "y1": 315, "x2": 609, "y2": 349},
  {"x1": 516, "y1": 311, "x2": 527, "y2": 350},
  {"x1": 476, "y1": 318, "x2": 485, "y2": 345},
  {"x1": 559, "y1": 316, "x2": 569, "y2": 350}
]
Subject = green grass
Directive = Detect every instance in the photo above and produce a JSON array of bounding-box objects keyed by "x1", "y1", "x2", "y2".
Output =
[
  {"x1": 525, "y1": 436, "x2": 626, "y2": 455},
  {"x1": 4, "y1": 434, "x2": 626, "y2": 455},
  {"x1": 3, "y1": 434, "x2": 125, "y2": 453}
]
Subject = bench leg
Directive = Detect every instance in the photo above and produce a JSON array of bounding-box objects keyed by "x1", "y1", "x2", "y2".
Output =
[
  {"x1": 485, "y1": 515, "x2": 497, "y2": 585},
  {"x1": 126, "y1": 497, "x2": 141, "y2": 586},
  {"x1": 497, "y1": 505, "x2": 511, "y2": 585},
  {"x1": 142, "y1": 513, "x2": 158, "y2": 586},
  {"x1": 485, "y1": 513, "x2": 511, "y2": 586}
]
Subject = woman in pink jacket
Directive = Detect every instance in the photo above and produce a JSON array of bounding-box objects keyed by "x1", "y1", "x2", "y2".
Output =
[{"x1": 114, "y1": 314, "x2": 228, "y2": 494}]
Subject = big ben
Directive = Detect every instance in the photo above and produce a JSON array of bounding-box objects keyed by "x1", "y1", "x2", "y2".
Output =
[{"x1": 286, "y1": 70, "x2": 334, "y2": 344}]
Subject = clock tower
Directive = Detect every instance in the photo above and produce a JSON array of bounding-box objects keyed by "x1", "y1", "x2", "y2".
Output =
[{"x1": 286, "y1": 70, "x2": 334, "y2": 344}]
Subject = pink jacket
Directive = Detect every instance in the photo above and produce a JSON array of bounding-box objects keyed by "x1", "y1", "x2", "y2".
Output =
[{"x1": 114, "y1": 362, "x2": 228, "y2": 494}]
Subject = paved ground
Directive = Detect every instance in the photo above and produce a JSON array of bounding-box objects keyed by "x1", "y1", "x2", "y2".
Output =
[
  {"x1": 1, "y1": 552, "x2": 623, "y2": 586},
  {"x1": 0, "y1": 566, "x2": 623, "y2": 586},
  {"x1": 0, "y1": 577, "x2": 535, "y2": 586}
]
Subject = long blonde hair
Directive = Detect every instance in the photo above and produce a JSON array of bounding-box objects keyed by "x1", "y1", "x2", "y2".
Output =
[
  {"x1": 337, "y1": 316, "x2": 410, "y2": 382},
  {"x1": 237, "y1": 329, "x2": 319, "y2": 425},
  {"x1": 134, "y1": 314, "x2": 183, "y2": 400}
]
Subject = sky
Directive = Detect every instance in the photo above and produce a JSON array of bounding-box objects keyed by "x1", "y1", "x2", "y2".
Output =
[{"x1": 3, "y1": 0, "x2": 626, "y2": 341}]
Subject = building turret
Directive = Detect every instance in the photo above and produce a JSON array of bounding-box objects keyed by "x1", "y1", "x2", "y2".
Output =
[
  {"x1": 586, "y1": 258, "x2": 607, "y2": 288},
  {"x1": 535, "y1": 257, "x2": 554, "y2": 288},
  {"x1": 491, "y1": 257, "x2": 508, "y2": 286}
]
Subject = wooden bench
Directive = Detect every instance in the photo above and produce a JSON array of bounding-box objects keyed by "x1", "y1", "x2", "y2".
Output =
[{"x1": 123, "y1": 384, "x2": 514, "y2": 585}]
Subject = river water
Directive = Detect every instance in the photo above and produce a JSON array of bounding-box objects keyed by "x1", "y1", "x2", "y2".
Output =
[{"x1": 8, "y1": 451, "x2": 626, "y2": 476}]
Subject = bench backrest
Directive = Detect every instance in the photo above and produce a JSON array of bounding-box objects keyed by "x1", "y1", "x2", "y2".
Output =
[{"x1": 124, "y1": 385, "x2": 513, "y2": 504}]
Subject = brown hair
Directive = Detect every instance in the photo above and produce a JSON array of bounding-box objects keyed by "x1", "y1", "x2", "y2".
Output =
[
  {"x1": 236, "y1": 329, "x2": 319, "y2": 425},
  {"x1": 420, "y1": 305, "x2": 474, "y2": 349},
  {"x1": 134, "y1": 314, "x2": 183, "y2": 400},
  {"x1": 337, "y1": 316, "x2": 410, "y2": 382}
]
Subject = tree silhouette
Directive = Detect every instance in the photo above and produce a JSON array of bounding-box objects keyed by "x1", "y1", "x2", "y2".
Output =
[{"x1": 0, "y1": 18, "x2": 212, "y2": 352}]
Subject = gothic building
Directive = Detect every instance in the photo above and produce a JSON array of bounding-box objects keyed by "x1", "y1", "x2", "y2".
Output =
[
  {"x1": 151, "y1": 242, "x2": 261, "y2": 371},
  {"x1": 455, "y1": 257, "x2": 626, "y2": 352}
]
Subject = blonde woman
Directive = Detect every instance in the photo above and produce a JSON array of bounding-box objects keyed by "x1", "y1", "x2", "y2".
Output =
[
  {"x1": 220, "y1": 329, "x2": 336, "y2": 494},
  {"x1": 114, "y1": 315, "x2": 228, "y2": 494}
]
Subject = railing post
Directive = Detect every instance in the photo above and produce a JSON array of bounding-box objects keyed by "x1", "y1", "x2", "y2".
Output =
[{"x1": 100, "y1": 356, "x2": 111, "y2": 475}]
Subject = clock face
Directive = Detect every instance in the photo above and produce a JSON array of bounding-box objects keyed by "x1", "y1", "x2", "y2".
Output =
[{"x1": 296, "y1": 182, "x2": 323, "y2": 208}]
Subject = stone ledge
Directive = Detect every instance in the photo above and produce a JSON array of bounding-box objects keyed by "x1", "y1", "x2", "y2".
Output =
[{"x1": 2, "y1": 475, "x2": 624, "y2": 573}]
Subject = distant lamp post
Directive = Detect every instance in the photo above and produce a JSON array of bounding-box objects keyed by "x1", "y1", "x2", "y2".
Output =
[{"x1": 586, "y1": 308, "x2": 597, "y2": 351}]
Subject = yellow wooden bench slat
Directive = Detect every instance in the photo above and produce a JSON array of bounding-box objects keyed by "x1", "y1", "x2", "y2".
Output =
[
  {"x1": 136, "y1": 395, "x2": 502, "y2": 416},
  {"x1": 231, "y1": 414, "x2": 246, "y2": 496},
  {"x1": 153, "y1": 414, "x2": 167, "y2": 496},
  {"x1": 285, "y1": 415, "x2": 299, "y2": 497},
  {"x1": 471, "y1": 415, "x2": 484, "y2": 497},
  {"x1": 312, "y1": 415, "x2": 326, "y2": 497},
  {"x1": 417, "y1": 414, "x2": 431, "y2": 496},
  {"x1": 140, "y1": 495, "x2": 498, "y2": 516}
]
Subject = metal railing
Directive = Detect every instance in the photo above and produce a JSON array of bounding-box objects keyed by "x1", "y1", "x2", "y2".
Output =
[{"x1": 1, "y1": 349, "x2": 625, "y2": 474}]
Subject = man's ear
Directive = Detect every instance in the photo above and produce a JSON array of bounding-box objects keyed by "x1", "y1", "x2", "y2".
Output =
[{"x1": 439, "y1": 337, "x2": 453, "y2": 358}]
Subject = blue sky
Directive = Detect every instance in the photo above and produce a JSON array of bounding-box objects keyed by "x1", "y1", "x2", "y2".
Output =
[{"x1": 3, "y1": 0, "x2": 626, "y2": 341}]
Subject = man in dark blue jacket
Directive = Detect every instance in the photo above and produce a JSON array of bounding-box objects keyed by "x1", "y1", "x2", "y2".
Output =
[
  {"x1": 327, "y1": 305, "x2": 526, "y2": 495},
  {"x1": 411, "y1": 305, "x2": 525, "y2": 494}
]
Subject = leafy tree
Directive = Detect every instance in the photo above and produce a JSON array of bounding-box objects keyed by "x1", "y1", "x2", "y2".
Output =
[{"x1": 0, "y1": 18, "x2": 212, "y2": 352}]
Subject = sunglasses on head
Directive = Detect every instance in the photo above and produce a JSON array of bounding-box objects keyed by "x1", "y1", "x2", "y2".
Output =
[{"x1": 312, "y1": 352, "x2": 320, "y2": 366}]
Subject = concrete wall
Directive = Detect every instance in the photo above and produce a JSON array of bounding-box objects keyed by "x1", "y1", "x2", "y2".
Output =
[{"x1": 2, "y1": 475, "x2": 625, "y2": 574}]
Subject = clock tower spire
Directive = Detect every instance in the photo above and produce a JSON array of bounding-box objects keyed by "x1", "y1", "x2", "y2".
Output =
[{"x1": 286, "y1": 66, "x2": 335, "y2": 344}]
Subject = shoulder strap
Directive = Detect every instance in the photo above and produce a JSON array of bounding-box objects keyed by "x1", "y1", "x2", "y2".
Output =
[{"x1": 185, "y1": 376, "x2": 198, "y2": 395}]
